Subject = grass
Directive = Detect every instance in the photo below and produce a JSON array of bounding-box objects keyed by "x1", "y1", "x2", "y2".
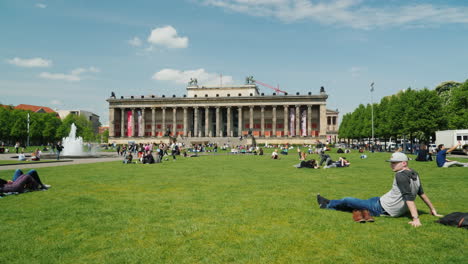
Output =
[
  {"x1": 0, "y1": 150, "x2": 467, "y2": 263},
  {"x1": 0, "y1": 160, "x2": 71, "y2": 165}
]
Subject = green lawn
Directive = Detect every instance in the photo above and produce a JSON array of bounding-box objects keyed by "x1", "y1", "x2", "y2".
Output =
[
  {"x1": 0, "y1": 160, "x2": 71, "y2": 165},
  {"x1": 1, "y1": 150, "x2": 466, "y2": 263}
]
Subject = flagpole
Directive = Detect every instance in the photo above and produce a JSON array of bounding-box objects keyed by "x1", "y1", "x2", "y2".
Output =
[{"x1": 370, "y1": 82, "x2": 375, "y2": 146}]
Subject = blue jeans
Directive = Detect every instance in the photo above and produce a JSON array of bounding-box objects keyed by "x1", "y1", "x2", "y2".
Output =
[
  {"x1": 12, "y1": 169, "x2": 44, "y2": 187},
  {"x1": 327, "y1": 196, "x2": 384, "y2": 216}
]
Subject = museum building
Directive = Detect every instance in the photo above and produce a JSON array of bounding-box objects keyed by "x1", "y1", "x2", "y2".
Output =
[{"x1": 107, "y1": 82, "x2": 338, "y2": 145}]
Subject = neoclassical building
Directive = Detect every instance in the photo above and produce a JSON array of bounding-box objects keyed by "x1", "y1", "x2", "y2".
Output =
[{"x1": 107, "y1": 83, "x2": 338, "y2": 145}]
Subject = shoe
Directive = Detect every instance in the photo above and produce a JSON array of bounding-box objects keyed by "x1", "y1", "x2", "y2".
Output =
[
  {"x1": 361, "y1": 209, "x2": 375, "y2": 222},
  {"x1": 317, "y1": 193, "x2": 330, "y2": 209},
  {"x1": 353, "y1": 210, "x2": 366, "y2": 223}
]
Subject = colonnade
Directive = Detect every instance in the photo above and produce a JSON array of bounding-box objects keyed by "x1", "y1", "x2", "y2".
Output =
[{"x1": 109, "y1": 104, "x2": 327, "y2": 138}]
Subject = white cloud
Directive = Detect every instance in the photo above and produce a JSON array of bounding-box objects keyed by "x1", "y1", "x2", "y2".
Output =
[
  {"x1": 348, "y1": 66, "x2": 366, "y2": 77},
  {"x1": 7, "y1": 57, "x2": 52, "y2": 68},
  {"x1": 152, "y1": 68, "x2": 234, "y2": 86},
  {"x1": 36, "y1": 3, "x2": 47, "y2": 8},
  {"x1": 200, "y1": 0, "x2": 468, "y2": 29},
  {"x1": 39, "y1": 66, "x2": 100, "y2": 82},
  {"x1": 50, "y1": 99, "x2": 63, "y2": 105},
  {"x1": 128, "y1": 37, "x2": 142, "y2": 47},
  {"x1": 147, "y1": 26, "x2": 188, "y2": 48}
]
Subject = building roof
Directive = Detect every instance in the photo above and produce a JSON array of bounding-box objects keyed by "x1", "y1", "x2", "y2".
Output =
[{"x1": 14, "y1": 104, "x2": 57, "y2": 114}]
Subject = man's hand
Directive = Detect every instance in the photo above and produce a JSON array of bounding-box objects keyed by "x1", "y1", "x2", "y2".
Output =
[
  {"x1": 408, "y1": 218, "x2": 422, "y2": 227},
  {"x1": 430, "y1": 209, "x2": 443, "y2": 217}
]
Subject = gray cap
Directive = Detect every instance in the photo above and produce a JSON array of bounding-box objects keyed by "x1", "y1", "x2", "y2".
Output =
[{"x1": 386, "y1": 152, "x2": 408, "y2": 162}]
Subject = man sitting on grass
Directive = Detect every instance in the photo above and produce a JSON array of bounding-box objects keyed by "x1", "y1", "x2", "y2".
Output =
[
  {"x1": 0, "y1": 169, "x2": 50, "y2": 194},
  {"x1": 317, "y1": 152, "x2": 442, "y2": 227},
  {"x1": 436, "y1": 142, "x2": 468, "y2": 168}
]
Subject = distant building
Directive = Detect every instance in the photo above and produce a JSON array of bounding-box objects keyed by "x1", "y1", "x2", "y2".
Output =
[
  {"x1": 99, "y1": 126, "x2": 109, "y2": 134},
  {"x1": 14, "y1": 104, "x2": 58, "y2": 116},
  {"x1": 107, "y1": 82, "x2": 339, "y2": 145},
  {"x1": 57, "y1": 110, "x2": 100, "y2": 133}
]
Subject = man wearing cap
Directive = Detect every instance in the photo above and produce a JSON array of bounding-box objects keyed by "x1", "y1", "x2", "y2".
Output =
[
  {"x1": 317, "y1": 152, "x2": 442, "y2": 227},
  {"x1": 436, "y1": 143, "x2": 468, "y2": 168}
]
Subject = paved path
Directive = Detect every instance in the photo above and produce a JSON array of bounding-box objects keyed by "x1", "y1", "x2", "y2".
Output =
[{"x1": 0, "y1": 152, "x2": 121, "y2": 171}]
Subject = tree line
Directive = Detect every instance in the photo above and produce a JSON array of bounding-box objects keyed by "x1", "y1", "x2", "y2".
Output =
[
  {"x1": 339, "y1": 79, "x2": 468, "y2": 144},
  {"x1": 0, "y1": 106, "x2": 106, "y2": 146}
]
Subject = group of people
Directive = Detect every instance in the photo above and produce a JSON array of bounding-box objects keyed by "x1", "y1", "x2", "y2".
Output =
[{"x1": 121, "y1": 141, "x2": 186, "y2": 164}]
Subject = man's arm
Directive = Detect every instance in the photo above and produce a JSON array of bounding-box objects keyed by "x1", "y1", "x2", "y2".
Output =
[
  {"x1": 406, "y1": 201, "x2": 422, "y2": 227},
  {"x1": 447, "y1": 142, "x2": 461, "y2": 153},
  {"x1": 419, "y1": 193, "x2": 443, "y2": 217}
]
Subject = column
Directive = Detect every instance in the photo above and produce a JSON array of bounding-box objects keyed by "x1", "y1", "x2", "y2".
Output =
[
  {"x1": 215, "y1": 107, "x2": 220, "y2": 137},
  {"x1": 205, "y1": 106, "x2": 209, "y2": 137},
  {"x1": 109, "y1": 108, "x2": 115, "y2": 137},
  {"x1": 131, "y1": 108, "x2": 136, "y2": 137},
  {"x1": 272, "y1": 106, "x2": 277, "y2": 137},
  {"x1": 194, "y1": 107, "x2": 199, "y2": 137},
  {"x1": 307, "y1": 105, "x2": 312, "y2": 137},
  {"x1": 161, "y1": 107, "x2": 166, "y2": 136},
  {"x1": 141, "y1": 108, "x2": 146, "y2": 137},
  {"x1": 120, "y1": 108, "x2": 125, "y2": 137},
  {"x1": 172, "y1": 107, "x2": 177, "y2": 137},
  {"x1": 249, "y1": 106, "x2": 254, "y2": 130},
  {"x1": 151, "y1": 107, "x2": 156, "y2": 137},
  {"x1": 227, "y1": 107, "x2": 232, "y2": 137},
  {"x1": 183, "y1": 107, "x2": 188, "y2": 136},
  {"x1": 283, "y1": 105, "x2": 288, "y2": 137},
  {"x1": 238, "y1": 106, "x2": 243, "y2": 136},
  {"x1": 320, "y1": 104, "x2": 327, "y2": 136},
  {"x1": 260, "y1": 106, "x2": 265, "y2": 137},
  {"x1": 295, "y1": 105, "x2": 300, "y2": 137}
]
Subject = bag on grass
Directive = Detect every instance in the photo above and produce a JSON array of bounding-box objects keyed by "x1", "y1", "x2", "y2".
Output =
[{"x1": 436, "y1": 212, "x2": 468, "y2": 229}]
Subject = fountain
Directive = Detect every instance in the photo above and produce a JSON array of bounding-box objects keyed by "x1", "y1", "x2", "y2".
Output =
[{"x1": 62, "y1": 123, "x2": 85, "y2": 156}]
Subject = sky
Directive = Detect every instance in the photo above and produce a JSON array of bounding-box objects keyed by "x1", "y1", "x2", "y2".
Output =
[{"x1": 1, "y1": 0, "x2": 467, "y2": 126}]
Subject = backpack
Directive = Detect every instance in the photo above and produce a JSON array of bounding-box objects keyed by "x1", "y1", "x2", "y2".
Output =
[{"x1": 436, "y1": 212, "x2": 468, "y2": 229}]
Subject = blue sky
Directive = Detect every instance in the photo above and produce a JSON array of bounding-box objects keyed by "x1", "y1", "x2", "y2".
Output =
[{"x1": 1, "y1": 0, "x2": 467, "y2": 125}]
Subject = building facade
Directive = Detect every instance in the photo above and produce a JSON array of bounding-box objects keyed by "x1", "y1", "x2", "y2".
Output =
[
  {"x1": 57, "y1": 110, "x2": 101, "y2": 133},
  {"x1": 107, "y1": 84, "x2": 338, "y2": 145}
]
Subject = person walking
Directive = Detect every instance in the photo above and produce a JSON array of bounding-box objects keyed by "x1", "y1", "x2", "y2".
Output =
[{"x1": 55, "y1": 142, "x2": 63, "y2": 160}]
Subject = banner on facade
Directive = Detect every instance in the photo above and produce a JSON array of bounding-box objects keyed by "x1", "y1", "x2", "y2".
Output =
[
  {"x1": 137, "y1": 110, "x2": 143, "y2": 137},
  {"x1": 301, "y1": 110, "x2": 307, "y2": 136},
  {"x1": 289, "y1": 108, "x2": 295, "y2": 136},
  {"x1": 127, "y1": 110, "x2": 132, "y2": 137}
]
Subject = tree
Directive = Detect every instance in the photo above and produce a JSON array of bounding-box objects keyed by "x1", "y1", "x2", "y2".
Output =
[
  {"x1": 446, "y1": 80, "x2": 468, "y2": 129},
  {"x1": 57, "y1": 114, "x2": 96, "y2": 142}
]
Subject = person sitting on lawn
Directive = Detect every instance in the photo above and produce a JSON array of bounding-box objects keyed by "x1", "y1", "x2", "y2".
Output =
[
  {"x1": 415, "y1": 145, "x2": 432, "y2": 162},
  {"x1": 123, "y1": 153, "x2": 133, "y2": 164},
  {"x1": 31, "y1": 148, "x2": 41, "y2": 161},
  {"x1": 317, "y1": 152, "x2": 442, "y2": 227},
  {"x1": 271, "y1": 149, "x2": 279, "y2": 159},
  {"x1": 0, "y1": 169, "x2": 50, "y2": 193},
  {"x1": 436, "y1": 142, "x2": 468, "y2": 168},
  {"x1": 18, "y1": 151, "x2": 27, "y2": 161}
]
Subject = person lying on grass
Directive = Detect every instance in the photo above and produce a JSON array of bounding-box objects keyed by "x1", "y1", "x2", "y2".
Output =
[
  {"x1": 323, "y1": 157, "x2": 350, "y2": 168},
  {"x1": 294, "y1": 159, "x2": 319, "y2": 169},
  {"x1": 317, "y1": 152, "x2": 442, "y2": 227},
  {"x1": 0, "y1": 169, "x2": 50, "y2": 194}
]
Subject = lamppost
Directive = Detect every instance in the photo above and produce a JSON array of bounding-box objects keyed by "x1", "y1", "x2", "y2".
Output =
[
  {"x1": 27, "y1": 113, "x2": 30, "y2": 147},
  {"x1": 370, "y1": 82, "x2": 375, "y2": 148}
]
